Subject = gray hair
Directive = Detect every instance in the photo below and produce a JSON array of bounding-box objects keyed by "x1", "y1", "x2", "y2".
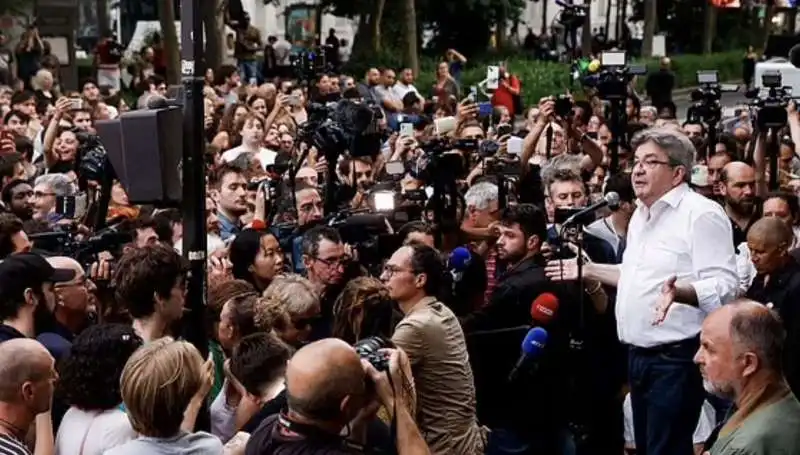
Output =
[
  {"x1": 464, "y1": 181, "x2": 498, "y2": 210},
  {"x1": 34, "y1": 173, "x2": 76, "y2": 197},
  {"x1": 630, "y1": 127, "x2": 695, "y2": 183},
  {"x1": 262, "y1": 273, "x2": 319, "y2": 318},
  {"x1": 728, "y1": 299, "x2": 785, "y2": 373},
  {"x1": 541, "y1": 154, "x2": 583, "y2": 194}
]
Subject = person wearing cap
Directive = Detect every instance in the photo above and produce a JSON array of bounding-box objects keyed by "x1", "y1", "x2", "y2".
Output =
[{"x1": 0, "y1": 252, "x2": 75, "y2": 357}]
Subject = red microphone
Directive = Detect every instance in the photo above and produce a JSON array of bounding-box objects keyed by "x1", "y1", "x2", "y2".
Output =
[{"x1": 530, "y1": 292, "x2": 559, "y2": 325}]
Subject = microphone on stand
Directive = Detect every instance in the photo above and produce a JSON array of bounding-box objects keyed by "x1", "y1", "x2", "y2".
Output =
[{"x1": 562, "y1": 191, "x2": 620, "y2": 226}]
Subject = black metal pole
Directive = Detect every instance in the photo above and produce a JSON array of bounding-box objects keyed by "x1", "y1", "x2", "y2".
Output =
[
  {"x1": 180, "y1": 0, "x2": 208, "y2": 357},
  {"x1": 607, "y1": 99, "x2": 626, "y2": 175},
  {"x1": 768, "y1": 128, "x2": 779, "y2": 191}
]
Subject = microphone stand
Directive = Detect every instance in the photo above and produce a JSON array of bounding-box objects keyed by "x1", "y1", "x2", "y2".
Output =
[
  {"x1": 558, "y1": 222, "x2": 586, "y2": 346},
  {"x1": 767, "y1": 127, "x2": 780, "y2": 191},
  {"x1": 606, "y1": 98, "x2": 627, "y2": 175}
]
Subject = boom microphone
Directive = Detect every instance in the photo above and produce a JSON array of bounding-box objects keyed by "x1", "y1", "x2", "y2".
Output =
[
  {"x1": 508, "y1": 327, "x2": 549, "y2": 383},
  {"x1": 530, "y1": 292, "x2": 560, "y2": 326}
]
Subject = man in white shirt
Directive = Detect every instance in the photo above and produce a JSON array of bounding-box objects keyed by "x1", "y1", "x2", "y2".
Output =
[
  {"x1": 391, "y1": 68, "x2": 421, "y2": 102},
  {"x1": 546, "y1": 127, "x2": 738, "y2": 455}
]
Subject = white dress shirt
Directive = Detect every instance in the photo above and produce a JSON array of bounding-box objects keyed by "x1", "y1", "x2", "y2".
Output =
[{"x1": 616, "y1": 184, "x2": 738, "y2": 348}]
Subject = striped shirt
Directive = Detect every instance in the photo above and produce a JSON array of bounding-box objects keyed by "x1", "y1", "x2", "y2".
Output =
[{"x1": 0, "y1": 434, "x2": 31, "y2": 455}]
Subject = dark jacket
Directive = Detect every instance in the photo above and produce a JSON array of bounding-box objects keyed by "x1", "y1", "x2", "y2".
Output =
[
  {"x1": 463, "y1": 256, "x2": 572, "y2": 447},
  {"x1": 746, "y1": 256, "x2": 800, "y2": 397}
]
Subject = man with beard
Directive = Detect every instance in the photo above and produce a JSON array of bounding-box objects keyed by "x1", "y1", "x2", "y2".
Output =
[
  {"x1": 461, "y1": 204, "x2": 573, "y2": 454},
  {"x1": 696, "y1": 300, "x2": 800, "y2": 454},
  {"x1": 719, "y1": 161, "x2": 759, "y2": 247}
]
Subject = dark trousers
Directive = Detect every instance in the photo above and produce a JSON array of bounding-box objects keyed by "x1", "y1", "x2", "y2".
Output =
[{"x1": 628, "y1": 337, "x2": 704, "y2": 455}]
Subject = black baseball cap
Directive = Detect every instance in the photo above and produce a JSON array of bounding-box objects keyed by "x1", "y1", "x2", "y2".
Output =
[{"x1": 0, "y1": 253, "x2": 76, "y2": 298}]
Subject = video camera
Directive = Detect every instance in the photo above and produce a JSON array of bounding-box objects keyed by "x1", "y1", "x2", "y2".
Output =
[
  {"x1": 28, "y1": 224, "x2": 133, "y2": 271},
  {"x1": 583, "y1": 51, "x2": 646, "y2": 102},
  {"x1": 746, "y1": 70, "x2": 797, "y2": 130},
  {"x1": 297, "y1": 100, "x2": 385, "y2": 159},
  {"x1": 687, "y1": 71, "x2": 738, "y2": 125},
  {"x1": 290, "y1": 48, "x2": 331, "y2": 82}
]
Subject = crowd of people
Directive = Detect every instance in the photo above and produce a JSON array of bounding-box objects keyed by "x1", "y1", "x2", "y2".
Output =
[{"x1": 0, "y1": 16, "x2": 798, "y2": 455}]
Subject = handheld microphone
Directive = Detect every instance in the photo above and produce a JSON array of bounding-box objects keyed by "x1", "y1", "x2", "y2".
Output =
[
  {"x1": 563, "y1": 191, "x2": 620, "y2": 226},
  {"x1": 530, "y1": 292, "x2": 559, "y2": 326},
  {"x1": 448, "y1": 246, "x2": 472, "y2": 283},
  {"x1": 508, "y1": 327, "x2": 549, "y2": 383}
]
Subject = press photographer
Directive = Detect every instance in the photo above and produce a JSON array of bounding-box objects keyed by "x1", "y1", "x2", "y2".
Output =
[{"x1": 244, "y1": 338, "x2": 429, "y2": 455}]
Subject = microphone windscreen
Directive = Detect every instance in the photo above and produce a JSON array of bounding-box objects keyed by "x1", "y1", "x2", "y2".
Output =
[
  {"x1": 521, "y1": 327, "x2": 548, "y2": 357},
  {"x1": 605, "y1": 191, "x2": 621, "y2": 209},
  {"x1": 790, "y1": 44, "x2": 800, "y2": 69},
  {"x1": 530, "y1": 292, "x2": 559, "y2": 325},
  {"x1": 448, "y1": 246, "x2": 472, "y2": 272},
  {"x1": 588, "y1": 59, "x2": 601, "y2": 73}
]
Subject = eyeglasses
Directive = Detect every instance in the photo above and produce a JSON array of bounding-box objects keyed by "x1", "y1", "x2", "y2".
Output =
[
  {"x1": 381, "y1": 264, "x2": 415, "y2": 278},
  {"x1": 315, "y1": 255, "x2": 346, "y2": 268},
  {"x1": 632, "y1": 158, "x2": 672, "y2": 170},
  {"x1": 33, "y1": 191, "x2": 55, "y2": 198}
]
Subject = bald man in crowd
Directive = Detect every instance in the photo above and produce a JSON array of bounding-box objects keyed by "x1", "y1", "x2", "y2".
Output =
[
  {"x1": 245, "y1": 338, "x2": 428, "y2": 455},
  {"x1": 0, "y1": 338, "x2": 58, "y2": 455},
  {"x1": 744, "y1": 217, "x2": 800, "y2": 397},
  {"x1": 45, "y1": 256, "x2": 95, "y2": 339},
  {"x1": 719, "y1": 162, "x2": 759, "y2": 247},
  {"x1": 697, "y1": 300, "x2": 800, "y2": 454}
]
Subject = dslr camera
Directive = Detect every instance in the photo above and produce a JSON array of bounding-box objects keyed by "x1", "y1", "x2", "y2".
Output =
[{"x1": 354, "y1": 336, "x2": 391, "y2": 372}]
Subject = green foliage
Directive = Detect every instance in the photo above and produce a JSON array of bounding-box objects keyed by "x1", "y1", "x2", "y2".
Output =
[
  {"x1": 75, "y1": 50, "x2": 745, "y2": 109},
  {"x1": 410, "y1": 51, "x2": 744, "y2": 108}
]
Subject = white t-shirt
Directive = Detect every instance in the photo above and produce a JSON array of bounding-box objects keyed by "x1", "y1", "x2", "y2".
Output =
[
  {"x1": 55, "y1": 407, "x2": 136, "y2": 455},
  {"x1": 221, "y1": 145, "x2": 277, "y2": 170},
  {"x1": 623, "y1": 393, "x2": 715, "y2": 446},
  {"x1": 391, "y1": 82, "x2": 419, "y2": 102}
]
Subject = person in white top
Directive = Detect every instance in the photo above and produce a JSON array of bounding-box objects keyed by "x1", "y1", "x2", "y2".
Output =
[
  {"x1": 221, "y1": 112, "x2": 277, "y2": 170},
  {"x1": 55, "y1": 324, "x2": 142, "y2": 455},
  {"x1": 547, "y1": 127, "x2": 738, "y2": 455},
  {"x1": 391, "y1": 68, "x2": 421, "y2": 102}
]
